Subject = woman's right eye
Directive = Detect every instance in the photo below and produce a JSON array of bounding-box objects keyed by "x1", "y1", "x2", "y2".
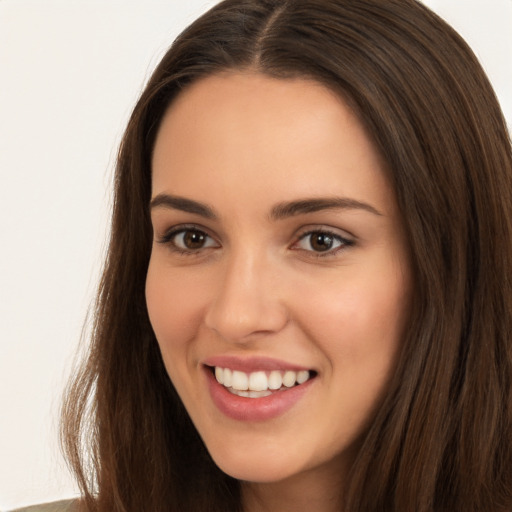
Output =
[{"x1": 159, "y1": 228, "x2": 219, "y2": 253}]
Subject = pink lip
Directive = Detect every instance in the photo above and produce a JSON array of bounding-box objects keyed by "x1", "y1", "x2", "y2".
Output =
[
  {"x1": 202, "y1": 360, "x2": 315, "y2": 422},
  {"x1": 203, "y1": 355, "x2": 311, "y2": 373}
]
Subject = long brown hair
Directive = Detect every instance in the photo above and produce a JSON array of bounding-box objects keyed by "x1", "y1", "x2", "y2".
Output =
[{"x1": 61, "y1": 1, "x2": 512, "y2": 510}]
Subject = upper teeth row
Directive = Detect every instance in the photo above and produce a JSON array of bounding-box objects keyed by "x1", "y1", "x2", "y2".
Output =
[{"x1": 214, "y1": 367, "x2": 310, "y2": 391}]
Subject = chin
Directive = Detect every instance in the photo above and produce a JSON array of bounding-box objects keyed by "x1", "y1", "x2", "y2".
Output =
[
  {"x1": 205, "y1": 437, "x2": 307, "y2": 483},
  {"x1": 216, "y1": 457, "x2": 301, "y2": 484}
]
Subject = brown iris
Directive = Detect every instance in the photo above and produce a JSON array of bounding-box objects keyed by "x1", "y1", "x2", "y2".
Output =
[
  {"x1": 310, "y1": 232, "x2": 334, "y2": 252},
  {"x1": 183, "y1": 230, "x2": 207, "y2": 249}
]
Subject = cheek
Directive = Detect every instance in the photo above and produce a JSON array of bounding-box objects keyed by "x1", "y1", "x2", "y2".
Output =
[
  {"x1": 301, "y1": 269, "x2": 408, "y2": 338},
  {"x1": 145, "y1": 260, "x2": 207, "y2": 366},
  {"x1": 293, "y1": 258, "x2": 410, "y2": 381}
]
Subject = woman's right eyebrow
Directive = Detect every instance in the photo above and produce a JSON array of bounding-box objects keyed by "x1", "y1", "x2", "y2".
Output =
[{"x1": 150, "y1": 194, "x2": 217, "y2": 219}]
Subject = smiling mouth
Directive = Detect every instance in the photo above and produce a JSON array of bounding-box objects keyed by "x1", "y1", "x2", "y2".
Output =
[{"x1": 209, "y1": 366, "x2": 317, "y2": 398}]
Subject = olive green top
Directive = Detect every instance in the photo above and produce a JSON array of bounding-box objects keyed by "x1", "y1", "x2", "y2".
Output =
[{"x1": 10, "y1": 500, "x2": 78, "y2": 512}]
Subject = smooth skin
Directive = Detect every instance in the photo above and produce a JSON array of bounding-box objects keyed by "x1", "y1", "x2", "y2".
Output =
[{"x1": 146, "y1": 72, "x2": 411, "y2": 512}]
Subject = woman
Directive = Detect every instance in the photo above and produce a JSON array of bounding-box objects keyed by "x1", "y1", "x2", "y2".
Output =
[{"x1": 51, "y1": 0, "x2": 512, "y2": 511}]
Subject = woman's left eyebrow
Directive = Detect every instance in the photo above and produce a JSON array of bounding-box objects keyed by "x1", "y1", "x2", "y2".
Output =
[{"x1": 269, "y1": 197, "x2": 383, "y2": 219}]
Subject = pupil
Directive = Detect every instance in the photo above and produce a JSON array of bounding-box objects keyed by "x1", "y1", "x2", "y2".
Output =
[
  {"x1": 311, "y1": 233, "x2": 333, "y2": 251},
  {"x1": 184, "y1": 231, "x2": 205, "y2": 249}
]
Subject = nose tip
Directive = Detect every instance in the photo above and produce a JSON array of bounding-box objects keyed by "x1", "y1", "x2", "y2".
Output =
[
  {"x1": 205, "y1": 303, "x2": 287, "y2": 342},
  {"x1": 204, "y1": 259, "x2": 289, "y2": 343}
]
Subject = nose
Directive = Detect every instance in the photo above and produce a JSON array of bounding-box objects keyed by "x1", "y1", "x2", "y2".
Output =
[{"x1": 204, "y1": 248, "x2": 289, "y2": 343}]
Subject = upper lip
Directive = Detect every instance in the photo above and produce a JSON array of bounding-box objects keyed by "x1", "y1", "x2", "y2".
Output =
[{"x1": 203, "y1": 355, "x2": 313, "y2": 373}]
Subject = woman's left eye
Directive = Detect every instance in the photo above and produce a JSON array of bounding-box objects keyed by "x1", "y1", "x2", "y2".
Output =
[{"x1": 293, "y1": 230, "x2": 353, "y2": 255}]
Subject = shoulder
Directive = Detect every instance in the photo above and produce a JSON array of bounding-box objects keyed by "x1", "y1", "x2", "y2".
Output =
[{"x1": 10, "y1": 499, "x2": 78, "y2": 512}]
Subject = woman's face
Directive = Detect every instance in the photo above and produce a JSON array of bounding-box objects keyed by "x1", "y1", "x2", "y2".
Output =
[{"x1": 146, "y1": 72, "x2": 411, "y2": 485}]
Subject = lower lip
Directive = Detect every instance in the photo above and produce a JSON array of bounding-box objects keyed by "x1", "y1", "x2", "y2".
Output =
[{"x1": 205, "y1": 368, "x2": 314, "y2": 422}]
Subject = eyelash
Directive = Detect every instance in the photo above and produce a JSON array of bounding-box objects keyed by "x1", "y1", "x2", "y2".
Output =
[
  {"x1": 157, "y1": 225, "x2": 354, "y2": 258},
  {"x1": 291, "y1": 229, "x2": 354, "y2": 258},
  {"x1": 157, "y1": 225, "x2": 218, "y2": 256}
]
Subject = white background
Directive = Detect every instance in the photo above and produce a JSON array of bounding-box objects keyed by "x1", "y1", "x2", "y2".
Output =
[{"x1": 0, "y1": 1, "x2": 510, "y2": 510}]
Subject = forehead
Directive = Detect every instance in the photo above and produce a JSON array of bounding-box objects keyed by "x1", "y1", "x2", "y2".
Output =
[{"x1": 151, "y1": 72, "x2": 395, "y2": 217}]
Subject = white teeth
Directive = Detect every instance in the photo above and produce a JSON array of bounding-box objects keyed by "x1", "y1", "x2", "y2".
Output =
[
  {"x1": 282, "y1": 370, "x2": 296, "y2": 388},
  {"x1": 297, "y1": 370, "x2": 309, "y2": 384},
  {"x1": 231, "y1": 370, "x2": 249, "y2": 390},
  {"x1": 223, "y1": 368, "x2": 232, "y2": 387},
  {"x1": 228, "y1": 389, "x2": 273, "y2": 398},
  {"x1": 268, "y1": 370, "x2": 283, "y2": 390},
  {"x1": 213, "y1": 366, "x2": 312, "y2": 395},
  {"x1": 248, "y1": 371, "x2": 268, "y2": 391}
]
